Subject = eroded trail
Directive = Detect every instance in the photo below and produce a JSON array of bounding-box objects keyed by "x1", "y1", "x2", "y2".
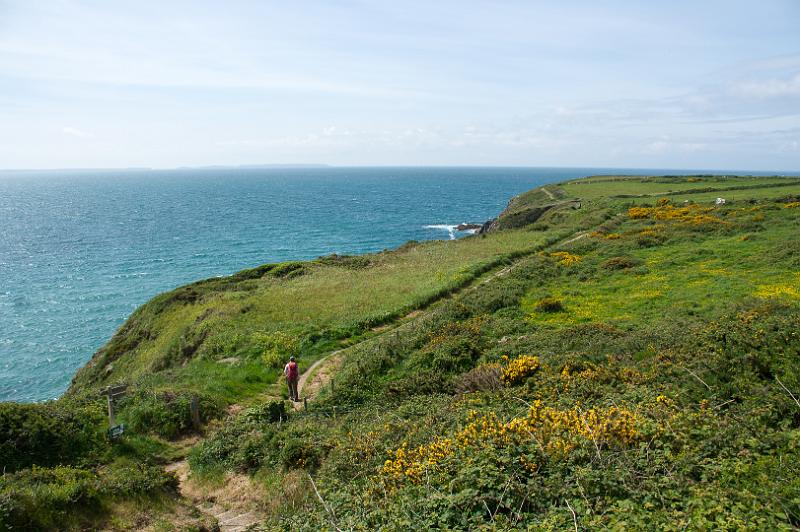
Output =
[
  {"x1": 293, "y1": 350, "x2": 345, "y2": 410},
  {"x1": 163, "y1": 460, "x2": 263, "y2": 532}
]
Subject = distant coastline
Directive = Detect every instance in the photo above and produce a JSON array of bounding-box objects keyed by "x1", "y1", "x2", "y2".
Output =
[{"x1": 0, "y1": 163, "x2": 331, "y2": 174}]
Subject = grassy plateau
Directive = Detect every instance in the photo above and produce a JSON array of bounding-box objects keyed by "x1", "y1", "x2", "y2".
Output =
[{"x1": 2, "y1": 174, "x2": 799, "y2": 530}]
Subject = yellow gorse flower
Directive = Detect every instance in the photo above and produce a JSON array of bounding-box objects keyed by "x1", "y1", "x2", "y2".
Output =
[
  {"x1": 628, "y1": 201, "x2": 727, "y2": 226},
  {"x1": 590, "y1": 231, "x2": 621, "y2": 240},
  {"x1": 500, "y1": 355, "x2": 540, "y2": 385},
  {"x1": 549, "y1": 251, "x2": 582, "y2": 266},
  {"x1": 755, "y1": 284, "x2": 800, "y2": 299},
  {"x1": 379, "y1": 402, "x2": 640, "y2": 487}
]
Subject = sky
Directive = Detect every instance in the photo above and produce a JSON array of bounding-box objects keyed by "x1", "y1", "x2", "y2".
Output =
[{"x1": 0, "y1": 0, "x2": 799, "y2": 170}]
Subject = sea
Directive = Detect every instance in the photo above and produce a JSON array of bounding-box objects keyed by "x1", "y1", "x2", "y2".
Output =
[{"x1": 1, "y1": 166, "x2": 795, "y2": 402}]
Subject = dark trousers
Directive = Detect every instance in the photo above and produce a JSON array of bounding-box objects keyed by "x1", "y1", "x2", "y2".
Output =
[{"x1": 287, "y1": 378, "x2": 298, "y2": 401}]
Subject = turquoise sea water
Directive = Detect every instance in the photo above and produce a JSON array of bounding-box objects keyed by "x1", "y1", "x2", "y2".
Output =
[{"x1": 1, "y1": 166, "x2": 794, "y2": 402}]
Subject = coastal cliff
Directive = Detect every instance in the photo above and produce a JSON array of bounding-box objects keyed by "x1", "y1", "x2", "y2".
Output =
[{"x1": 3, "y1": 174, "x2": 800, "y2": 530}]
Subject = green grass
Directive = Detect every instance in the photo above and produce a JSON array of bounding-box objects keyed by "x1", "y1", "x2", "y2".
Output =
[
  {"x1": 71, "y1": 227, "x2": 564, "y2": 406},
  {"x1": 561, "y1": 174, "x2": 800, "y2": 199},
  {"x1": 523, "y1": 203, "x2": 800, "y2": 326},
  {"x1": 639, "y1": 182, "x2": 800, "y2": 203}
]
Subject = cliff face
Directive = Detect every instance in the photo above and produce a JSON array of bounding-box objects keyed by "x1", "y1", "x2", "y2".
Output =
[{"x1": 480, "y1": 184, "x2": 580, "y2": 232}]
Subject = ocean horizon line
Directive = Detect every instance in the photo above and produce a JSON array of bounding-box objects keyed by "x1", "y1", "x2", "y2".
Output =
[{"x1": 1, "y1": 164, "x2": 799, "y2": 175}]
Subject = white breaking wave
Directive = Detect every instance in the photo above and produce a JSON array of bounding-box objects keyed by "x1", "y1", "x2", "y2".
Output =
[{"x1": 424, "y1": 224, "x2": 458, "y2": 240}]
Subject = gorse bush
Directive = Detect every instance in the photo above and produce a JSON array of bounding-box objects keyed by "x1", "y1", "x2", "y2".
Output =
[
  {"x1": 499, "y1": 354, "x2": 540, "y2": 385},
  {"x1": 378, "y1": 401, "x2": 640, "y2": 489},
  {"x1": 386, "y1": 370, "x2": 454, "y2": 398},
  {"x1": 535, "y1": 296, "x2": 564, "y2": 312},
  {"x1": 549, "y1": 251, "x2": 582, "y2": 266},
  {"x1": 0, "y1": 400, "x2": 106, "y2": 473},
  {"x1": 281, "y1": 438, "x2": 320, "y2": 470},
  {"x1": 601, "y1": 255, "x2": 641, "y2": 270},
  {"x1": 411, "y1": 316, "x2": 488, "y2": 374}
]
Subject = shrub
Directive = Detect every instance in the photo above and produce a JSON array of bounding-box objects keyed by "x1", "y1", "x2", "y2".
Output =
[
  {"x1": 281, "y1": 438, "x2": 319, "y2": 470},
  {"x1": 549, "y1": 251, "x2": 582, "y2": 266},
  {"x1": 270, "y1": 261, "x2": 305, "y2": 278},
  {"x1": 636, "y1": 232, "x2": 665, "y2": 247},
  {"x1": 455, "y1": 364, "x2": 502, "y2": 393},
  {"x1": 242, "y1": 400, "x2": 287, "y2": 424},
  {"x1": 316, "y1": 254, "x2": 373, "y2": 269},
  {"x1": 535, "y1": 297, "x2": 564, "y2": 313},
  {"x1": 602, "y1": 256, "x2": 642, "y2": 270},
  {"x1": 189, "y1": 401, "x2": 288, "y2": 474},
  {"x1": 0, "y1": 400, "x2": 106, "y2": 472},
  {"x1": 97, "y1": 463, "x2": 178, "y2": 497},
  {"x1": 0, "y1": 466, "x2": 97, "y2": 529},
  {"x1": 500, "y1": 355, "x2": 540, "y2": 385},
  {"x1": 189, "y1": 424, "x2": 246, "y2": 474},
  {"x1": 0, "y1": 463, "x2": 176, "y2": 530},
  {"x1": 410, "y1": 317, "x2": 487, "y2": 375},
  {"x1": 253, "y1": 330, "x2": 300, "y2": 368},
  {"x1": 628, "y1": 202, "x2": 727, "y2": 227},
  {"x1": 118, "y1": 390, "x2": 222, "y2": 439},
  {"x1": 379, "y1": 401, "x2": 639, "y2": 488},
  {"x1": 386, "y1": 371, "x2": 454, "y2": 399}
]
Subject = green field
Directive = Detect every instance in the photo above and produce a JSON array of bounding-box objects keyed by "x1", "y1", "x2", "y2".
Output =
[
  {"x1": 561, "y1": 174, "x2": 800, "y2": 199},
  {"x1": 523, "y1": 203, "x2": 800, "y2": 327},
  {"x1": 3, "y1": 175, "x2": 800, "y2": 530}
]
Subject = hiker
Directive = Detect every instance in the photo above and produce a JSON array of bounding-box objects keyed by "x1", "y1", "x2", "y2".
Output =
[{"x1": 284, "y1": 356, "x2": 299, "y2": 401}]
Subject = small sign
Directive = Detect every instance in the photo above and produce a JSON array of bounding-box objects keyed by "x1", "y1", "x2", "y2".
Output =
[
  {"x1": 100, "y1": 384, "x2": 128, "y2": 397},
  {"x1": 108, "y1": 424, "x2": 125, "y2": 440}
]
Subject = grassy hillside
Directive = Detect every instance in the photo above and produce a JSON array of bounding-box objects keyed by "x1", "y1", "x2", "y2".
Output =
[
  {"x1": 70, "y1": 218, "x2": 591, "y2": 403},
  {"x1": 2, "y1": 174, "x2": 799, "y2": 530}
]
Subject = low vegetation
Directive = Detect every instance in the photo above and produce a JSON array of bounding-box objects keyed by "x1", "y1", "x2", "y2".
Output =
[{"x1": 2, "y1": 174, "x2": 799, "y2": 530}]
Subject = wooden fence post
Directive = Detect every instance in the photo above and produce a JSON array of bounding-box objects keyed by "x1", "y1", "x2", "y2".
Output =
[
  {"x1": 100, "y1": 384, "x2": 128, "y2": 440},
  {"x1": 190, "y1": 395, "x2": 201, "y2": 430},
  {"x1": 107, "y1": 394, "x2": 115, "y2": 426},
  {"x1": 304, "y1": 397, "x2": 308, "y2": 411}
]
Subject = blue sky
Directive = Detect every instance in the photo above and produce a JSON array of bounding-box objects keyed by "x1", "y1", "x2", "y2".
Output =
[{"x1": 0, "y1": 1, "x2": 798, "y2": 170}]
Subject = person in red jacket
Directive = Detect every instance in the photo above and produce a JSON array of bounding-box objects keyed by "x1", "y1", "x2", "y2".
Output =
[{"x1": 284, "y1": 356, "x2": 299, "y2": 401}]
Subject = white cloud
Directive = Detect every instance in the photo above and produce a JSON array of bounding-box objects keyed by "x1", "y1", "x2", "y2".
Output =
[
  {"x1": 732, "y1": 73, "x2": 800, "y2": 98},
  {"x1": 1, "y1": 2, "x2": 798, "y2": 169},
  {"x1": 61, "y1": 126, "x2": 92, "y2": 138},
  {"x1": 643, "y1": 138, "x2": 708, "y2": 155}
]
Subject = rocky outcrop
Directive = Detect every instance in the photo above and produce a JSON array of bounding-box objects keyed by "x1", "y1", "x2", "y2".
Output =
[
  {"x1": 456, "y1": 223, "x2": 483, "y2": 231},
  {"x1": 478, "y1": 187, "x2": 581, "y2": 234},
  {"x1": 477, "y1": 219, "x2": 496, "y2": 234}
]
